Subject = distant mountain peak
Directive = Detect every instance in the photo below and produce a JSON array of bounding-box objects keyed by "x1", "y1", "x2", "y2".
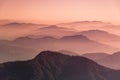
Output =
[
  {"x1": 48, "y1": 25, "x2": 58, "y2": 28},
  {"x1": 41, "y1": 36, "x2": 56, "y2": 39},
  {"x1": 82, "y1": 52, "x2": 109, "y2": 60},
  {"x1": 80, "y1": 29, "x2": 108, "y2": 34},
  {"x1": 59, "y1": 21, "x2": 111, "y2": 25},
  {"x1": 40, "y1": 25, "x2": 65, "y2": 30},
  {"x1": 15, "y1": 36, "x2": 32, "y2": 40},
  {"x1": 3, "y1": 22, "x2": 36, "y2": 26},
  {"x1": 15, "y1": 36, "x2": 56, "y2": 41},
  {"x1": 61, "y1": 35, "x2": 90, "y2": 41},
  {"x1": 71, "y1": 21, "x2": 105, "y2": 24},
  {"x1": 79, "y1": 29, "x2": 120, "y2": 43},
  {"x1": 112, "y1": 51, "x2": 120, "y2": 56}
]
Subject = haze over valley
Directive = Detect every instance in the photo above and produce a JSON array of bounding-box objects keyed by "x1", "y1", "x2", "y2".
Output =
[{"x1": 1, "y1": 21, "x2": 120, "y2": 69}]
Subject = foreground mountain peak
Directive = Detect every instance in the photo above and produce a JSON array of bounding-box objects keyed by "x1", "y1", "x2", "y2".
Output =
[
  {"x1": 0, "y1": 51, "x2": 120, "y2": 80},
  {"x1": 35, "y1": 51, "x2": 69, "y2": 59}
]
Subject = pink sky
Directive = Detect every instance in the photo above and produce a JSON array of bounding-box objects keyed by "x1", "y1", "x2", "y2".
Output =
[{"x1": 0, "y1": 0, "x2": 120, "y2": 24}]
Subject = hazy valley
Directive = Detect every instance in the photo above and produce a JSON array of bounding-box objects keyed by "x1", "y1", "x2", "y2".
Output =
[{"x1": 1, "y1": 21, "x2": 120, "y2": 79}]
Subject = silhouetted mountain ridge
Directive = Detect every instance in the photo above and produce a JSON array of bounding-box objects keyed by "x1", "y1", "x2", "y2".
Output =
[{"x1": 0, "y1": 51, "x2": 120, "y2": 80}]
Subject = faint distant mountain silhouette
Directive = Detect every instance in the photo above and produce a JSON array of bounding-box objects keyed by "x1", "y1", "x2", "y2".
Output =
[
  {"x1": 79, "y1": 30, "x2": 120, "y2": 41},
  {"x1": 58, "y1": 21, "x2": 108, "y2": 25},
  {"x1": 60, "y1": 35, "x2": 90, "y2": 41},
  {"x1": 80, "y1": 29, "x2": 108, "y2": 35},
  {"x1": 8, "y1": 34, "x2": 119, "y2": 54},
  {"x1": 59, "y1": 50, "x2": 79, "y2": 56},
  {"x1": 82, "y1": 52, "x2": 110, "y2": 60},
  {"x1": 79, "y1": 30, "x2": 120, "y2": 48},
  {"x1": 33, "y1": 25, "x2": 76, "y2": 38},
  {"x1": 0, "y1": 22, "x2": 48, "y2": 40},
  {"x1": 0, "y1": 51, "x2": 120, "y2": 80},
  {"x1": 4, "y1": 22, "x2": 34, "y2": 26},
  {"x1": 0, "y1": 20, "x2": 14, "y2": 25},
  {"x1": 15, "y1": 36, "x2": 57, "y2": 42},
  {"x1": 102, "y1": 24, "x2": 120, "y2": 35},
  {"x1": 40, "y1": 25, "x2": 68, "y2": 30},
  {"x1": 58, "y1": 21, "x2": 112, "y2": 31},
  {"x1": 82, "y1": 51, "x2": 120, "y2": 69},
  {"x1": 3, "y1": 22, "x2": 46, "y2": 27},
  {"x1": 98, "y1": 51, "x2": 120, "y2": 69}
]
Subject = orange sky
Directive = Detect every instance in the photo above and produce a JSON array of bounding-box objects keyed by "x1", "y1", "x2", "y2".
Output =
[{"x1": 0, "y1": 0, "x2": 120, "y2": 24}]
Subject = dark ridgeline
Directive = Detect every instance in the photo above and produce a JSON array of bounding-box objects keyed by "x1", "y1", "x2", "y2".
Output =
[{"x1": 0, "y1": 51, "x2": 120, "y2": 80}]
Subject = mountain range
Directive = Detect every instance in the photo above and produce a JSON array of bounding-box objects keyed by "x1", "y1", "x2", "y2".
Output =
[
  {"x1": 58, "y1": 21, "x2": 120, "y2": 36},
  {"x1": 30, "y1": 25, "x2": 76, "y2": 38},
  {"x1": 97, "y1": 51, "x2": 120, "y2": 69},
  {"x1": 1, "y1": 21, "x2": 120, "y2": 40},
  {"x1": 0, "y1": 27, "x2": 120, "y2": 63},
  {"x1": 0, "y1": 22, "x2": 47, "y2": 40},
  {"x1": 1, "y1": 21, "x2": 120, "y2": 69},
  {"x1": 58, "y1": 21, "x2": 111, "y2": 31},
  {"x1": 7, "y1": 34, "x2": 119, "y2": 54},
  {"x1": 81, "y1": 51, "x2": 120, "y2": 69},
  {"x1": 79, "y1": 30, "x2": 120, "y2": 48},
  {"x1": 82, "y1": 52, "x2": 110, "y2": 60},
  {"x1": 0, "y1": 51, "x2": 120, "y2": 80}
]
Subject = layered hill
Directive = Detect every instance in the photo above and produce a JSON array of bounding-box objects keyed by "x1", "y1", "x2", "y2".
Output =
[
  {"x1": 81, "y1": 51, "x2": 120, "y2": 69},
  {"x1": 8, "y1": 35, "x2": 119, "y2": 54},
  {"x1": 82, "y1": 52, "x2": 110, "y2": 60},
  {"x1": 79, "y1": 30, "x2": 120, "y2": 48},
  {"x1": 98, "y1": 51, "x2": 120, "y2": 69}
]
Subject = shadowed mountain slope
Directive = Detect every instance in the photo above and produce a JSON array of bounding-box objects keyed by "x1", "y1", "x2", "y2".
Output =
[{"x1": 0, "y1": 51, "x2": 120, "y2": 80}]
